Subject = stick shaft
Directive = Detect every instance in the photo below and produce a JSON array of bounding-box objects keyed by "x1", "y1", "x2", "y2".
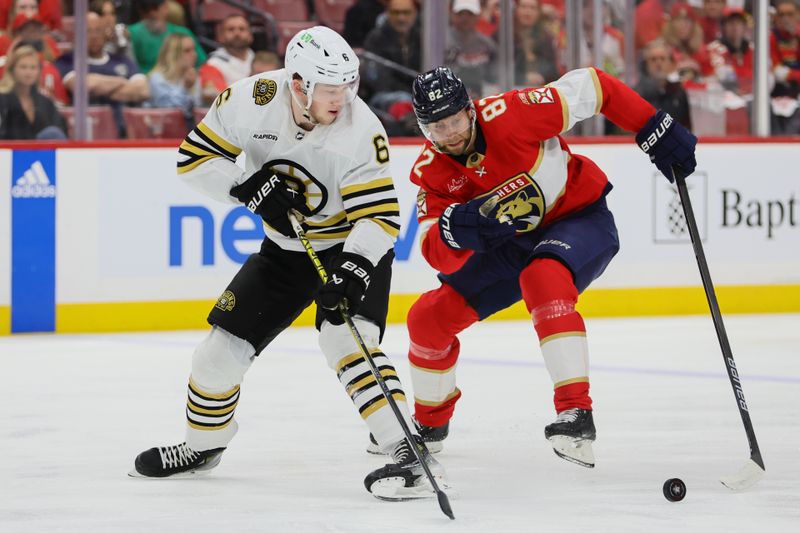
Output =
[
  {"x1": 287, "y1": 212, "x2": 454, "y2": 517},
  {"x1": 674, "y1": 172, "x2": 764, "y2": 470}
]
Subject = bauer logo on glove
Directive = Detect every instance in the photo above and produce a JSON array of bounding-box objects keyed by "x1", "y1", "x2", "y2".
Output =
[{"x1": 638, "y1": 112, "x2": 673, "y2": 153}]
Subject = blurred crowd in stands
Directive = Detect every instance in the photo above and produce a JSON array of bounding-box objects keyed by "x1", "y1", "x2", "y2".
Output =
[{"x1": 1, "y1": 0, "x2": 800, "y2": 140}]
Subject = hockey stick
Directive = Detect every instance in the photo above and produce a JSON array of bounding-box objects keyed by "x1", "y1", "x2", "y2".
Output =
[
  {"x1": 287, "y1": 211, "x2": 455, "y2": 520},
  {"x1": 672, "y1": 168, "x2": 765, "y2": 490}
]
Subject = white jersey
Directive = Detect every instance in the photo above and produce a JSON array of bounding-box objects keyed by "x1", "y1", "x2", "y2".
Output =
[{"x1": 176, "y1": 69, "x2": 399, "y2": 264}]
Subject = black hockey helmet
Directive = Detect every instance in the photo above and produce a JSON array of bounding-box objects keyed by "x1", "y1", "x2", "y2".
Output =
[{"x1": 412, "y1": 66, "x2": 471, "y2": 125}]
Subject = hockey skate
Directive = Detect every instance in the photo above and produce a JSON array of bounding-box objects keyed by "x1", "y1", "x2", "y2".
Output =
[
  {"x1": 364, "y1": 436, "x2": 448, "y2": 501},
  {"x1": 366, "y1": 419, "x2": 449, "y2": 455},
  {"x1": 544, "y1": 408, "x2": 596, "y2": 468},
  {"x1": 129, "y1": 442, "x2": 226, "y2": 478}
]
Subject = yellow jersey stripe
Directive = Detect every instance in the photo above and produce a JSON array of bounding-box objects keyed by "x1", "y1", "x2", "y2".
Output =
[
  {"x1": 303, "y1": 211, "x2": 349, "y2": 228},
  {"x1": 346, "y1": 369, "x2": 399, "y2": 396},
  {"x1": 179, "y1": 139, "x2": 220, "y2": 159},
  {"x1": 177, "y1": 155, "x2": 219, "y2": 174},
  {"x1": 340, "y1": 177, "x2": 394, "y2": 197},
  {"x1": 346, "y1": 202, "x2": 400, "y2": 221},
  {"x1": 196, "y1": 122, "x2": 242, "y2": 157},
  {"x1": 540, "y1": 331, "x2": 587, "y2": 346},
  {"x1": 590, "y1": 68, "x2": 603, "y2": 115},
  {"x1": 188, "y1": 377, "x2": 240, "y2": 400},
  {"x1": 554, "y1": 376, "x2": 590, "y2": 388},
  {"x1": 360, "y1": 393, "x2": 406, "y2": 419}
]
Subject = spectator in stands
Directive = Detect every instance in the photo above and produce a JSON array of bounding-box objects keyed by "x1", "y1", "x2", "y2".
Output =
[
  {"x1": 55, "y1": 12, "x2": 150, "y2": 137},
  {"x1": 362, "y1": 0, "x2": 421, "y2": 97},
  {"x1": 514, "y1": 0, "x2": 558, "y2": 86},
  {"x1": 165, "y1": 0, "x2": 187, "y2": 27},
  {"x1": 476, "y1": 0, "x2": 500, "y2": 39},
  {"x1": 90, "y1": 0, "x2": 134, "y2": 60},
  {"x1": 0, "y1": 14, "x2": 69, "y2": 104},
  {"x1": 199, "y1": 15, "x2": 254, "y2": 96},
  {"x1": 635, "y1": 39, "x2": 692, "y2": 129},
  {"x1": 770, "y1": 0, "x2": 800, "y2": 134},
  {"x1": 344, "y1": 0, "x2": 386, "y2": 49},
  {"x1": 445, "y1": 0, "x2": 497, "y2": 98},
  {"x1": 580, "y1": 0, "x2": 625, "y2": 78},
  {"x1": 701, "y1": 7, "x2": 752, "y2": 96},
  {"x1": 129, "y1": 0, "x2": 206, "y2": 73},
  {"x1": 360, "y1": 0, "x2": 420, "y2": 135},
  {"x1": 0, "y1": 0, "x2": 60, "y2": 31},
  {"x1": 635, "y1": 0, "x2": 666, "y2": 50},
  {"x1": 0, "y1": 11, "x2": 60, "y2": 61},
  {"x1": 662, "y1": 2, "x2": 705, "y2": 84},
  {"x1": 147, "y1": 33, "x2": 200, "y2": 130},
  {"x1": 700, "y1": 0, "x2": 726, "y2": 44},
  {"x1": 250, "y1": 50, "x2": 280, "y2": 76},
  {"x1": 0, "y1": 44, "x2": 66, "y2": 139}
]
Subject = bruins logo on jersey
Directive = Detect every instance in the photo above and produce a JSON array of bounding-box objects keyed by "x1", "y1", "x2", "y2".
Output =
[
  {"x1": 262, "y1": 159, "x2": 328, "y2": 215},
  {"x1": 253, "y1": 79, "x2": 277, "y2": 106},
  {"x1": 477, "y1": 174, "x2": 546, "y2": 233},
  {"x1": 215, "y1": 290, "x2": 236, "y2": 311}
]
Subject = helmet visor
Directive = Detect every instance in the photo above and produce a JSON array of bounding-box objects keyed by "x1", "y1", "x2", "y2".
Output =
[
  {"x1": 419, "y1": 108, "x2": 473, "y2": 145},
  {"x1": 312, "y1": 78, "x2": 360, "y2": 106}
]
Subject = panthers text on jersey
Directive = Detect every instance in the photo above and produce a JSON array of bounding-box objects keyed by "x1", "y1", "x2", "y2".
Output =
[
  {"x1": 411, "y1": 67, "x2": 657, "y2": 274},
  {"x1": 176, "y1": 69, "x2": 400, "y2": 265}
]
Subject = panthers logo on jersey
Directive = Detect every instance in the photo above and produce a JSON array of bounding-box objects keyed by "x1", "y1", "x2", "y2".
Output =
[
  {"x1": 478, "y1": 174, "x2": 545, "y2": 233},
  {"x1": 263, "y1": 159, "x2": 328, "y2": 215}
]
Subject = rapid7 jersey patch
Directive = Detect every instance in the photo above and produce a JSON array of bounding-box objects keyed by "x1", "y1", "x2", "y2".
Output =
[{"x1": 477, "y1": 174, "x2": 546, "y2": 233}]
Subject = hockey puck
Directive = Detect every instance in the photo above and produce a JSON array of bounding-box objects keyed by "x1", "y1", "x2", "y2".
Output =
[{"x1": 663, "y1": 478, "x2": 686, "y2": 502}]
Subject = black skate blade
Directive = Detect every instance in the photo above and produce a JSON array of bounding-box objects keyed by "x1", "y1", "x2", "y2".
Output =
[
  {"x1": 127, "y1": 467, "x2": 216, "y2": 479},
  {"x1": 548, "y1": 435, "x2": 595, "y2": 468},
  {"x1": 551, "y1": 448, "x2": 595, "y2": 468}
]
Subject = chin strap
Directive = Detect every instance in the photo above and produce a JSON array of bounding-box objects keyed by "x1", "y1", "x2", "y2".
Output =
[{"x1": 290, "y1": 86, "x2": 318, "y2": 127}]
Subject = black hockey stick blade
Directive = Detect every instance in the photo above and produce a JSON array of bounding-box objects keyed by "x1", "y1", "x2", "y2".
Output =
[
  {"x1": 438, "y1": 491, "x2": 455, "y2": 520},
  {"x1": 672, "y1": 167, "x2": 765, "y2": 491}
]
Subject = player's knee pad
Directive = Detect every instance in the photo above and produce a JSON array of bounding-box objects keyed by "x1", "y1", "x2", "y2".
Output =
[
  {"x1": 191, "y1": 326, "x2": 256, "y2": 392},
  {"x1": 520, "y1": 258, "x2": 578, "y2": 317},
  {"x1": 318, "y1": 318, "x2": 380, "y2": 370},
  {"x1": 531, "y1": 299, "x2": 577, "y2": 326}
]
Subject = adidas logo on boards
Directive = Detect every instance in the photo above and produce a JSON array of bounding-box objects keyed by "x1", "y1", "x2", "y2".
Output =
[{"x1": 11, "y1": 161, "x2": 55, "y2": 198}]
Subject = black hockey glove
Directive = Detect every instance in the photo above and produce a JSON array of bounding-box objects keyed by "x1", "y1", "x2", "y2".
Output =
[
  {"x1": 230, "y1": 167, "x2": 307, "y2": 237},
  {"x1": 439, "y1": 197, "x2": 517, "y2": 252},
  {"x1": 316, "y1": 252, "x2": 374, "y2": 325},
  {"x1": 636, "y1": 110, "x2": 697, "y2": 182}
]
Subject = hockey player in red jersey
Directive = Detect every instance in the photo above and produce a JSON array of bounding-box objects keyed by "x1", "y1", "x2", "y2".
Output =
[{"x1": 404, "y1": 66, "x2": 697, "y2": 467}]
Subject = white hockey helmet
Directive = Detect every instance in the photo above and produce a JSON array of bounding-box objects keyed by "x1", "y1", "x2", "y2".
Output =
[{"x1": 284, "y1": 26, "x2": 360, "y2": 109}]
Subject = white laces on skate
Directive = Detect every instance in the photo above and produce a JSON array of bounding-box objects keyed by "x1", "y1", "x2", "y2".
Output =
[
  {"x1": 392, "y1": 441, "x2": 410, "y2": 463},
  {"x1": 392, "y1": 439, "x2": 419, "y2": 466},
  {"x1": 554, "y1": 408, "x2": 580, "y2": 423},
  {"x1": 158, "y1": 443, "x2": 198, "y2": 469}
]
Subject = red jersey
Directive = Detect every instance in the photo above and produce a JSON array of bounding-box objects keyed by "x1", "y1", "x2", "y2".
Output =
[
  {"x1": 700, "y1": 39, "x2": 754, "y2": 95},
  {"x1": 0, "y1": 0, "x2": 61, "y2": 30},
  {"x1": 771, "y1": 29, "x2": 800, "y2": 83},
  {"x1": 410, "y1": 68, "x2": 655, "y2": 274}
]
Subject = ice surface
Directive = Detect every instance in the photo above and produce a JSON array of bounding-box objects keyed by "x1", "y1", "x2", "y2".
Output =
[{"x1": 2, "y1": 314, "x2": 798, "y2": 532}]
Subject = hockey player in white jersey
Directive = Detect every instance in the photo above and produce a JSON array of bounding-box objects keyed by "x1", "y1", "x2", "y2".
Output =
[{"x1": 129, "y1": 26, "x2": 446, "y2": 501}]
